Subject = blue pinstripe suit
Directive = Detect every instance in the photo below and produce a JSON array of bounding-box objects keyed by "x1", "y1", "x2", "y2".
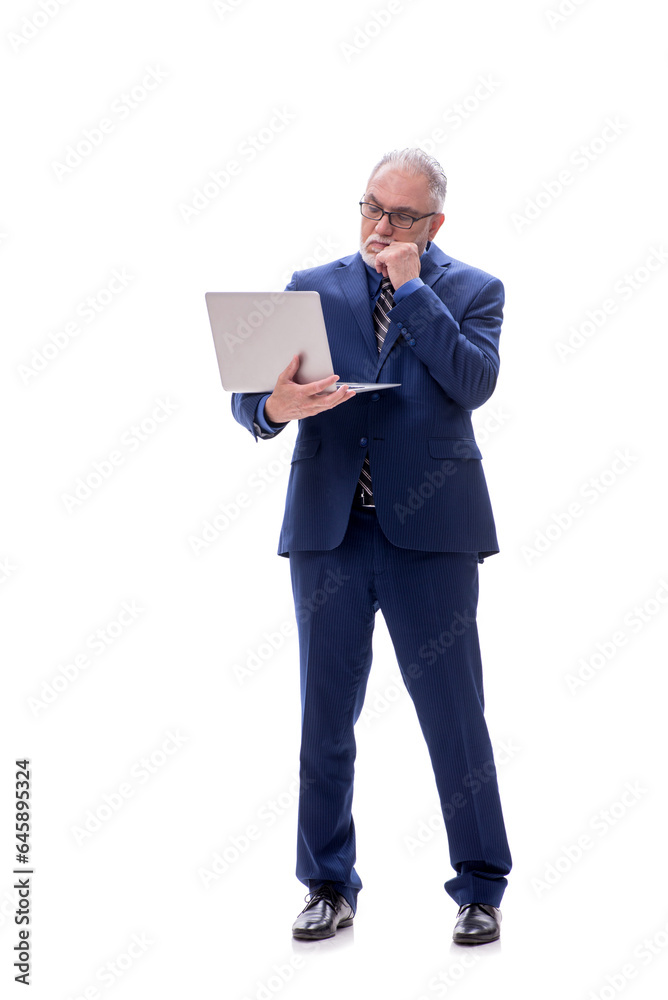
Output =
[{"x1": 231, "y1": 241, "x2": 512, "y2": 912}]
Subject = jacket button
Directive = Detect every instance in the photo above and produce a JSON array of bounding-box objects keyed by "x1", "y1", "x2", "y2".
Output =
[
  {"x1": 371, "y1": 392, "x2": 379, "y2": 401},
  {"x1": 360, "y1": 437, "x2": 368, "y2": 446},
  {"x1": 408, "y1": 338, "x2": 415, "y2": 346}
]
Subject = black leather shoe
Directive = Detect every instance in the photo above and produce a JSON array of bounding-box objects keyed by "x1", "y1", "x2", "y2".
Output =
[
  {"x1": 292, "y1": 883, "x2": 354, "y2": 940},
  {"x1": 452, "y1": 902, "x2": 501, "y2": 945}
]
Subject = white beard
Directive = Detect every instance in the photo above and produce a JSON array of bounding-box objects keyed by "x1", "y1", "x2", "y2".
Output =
[
  {"x1": 358, "y1": 230, "x2": 430, "y2": 268},
  {"x1": 359, "y1": 234, "x2": 391, "y2": 268}
]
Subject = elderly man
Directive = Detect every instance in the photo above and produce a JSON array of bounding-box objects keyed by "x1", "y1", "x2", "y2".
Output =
[{"x1": 231, "y1": 148, "x2": 512, "y2": 946}]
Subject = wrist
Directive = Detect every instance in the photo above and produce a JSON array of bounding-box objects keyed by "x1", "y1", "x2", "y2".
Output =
[
  {"x1": 264, "y1": 396, "x2": 285, "y2": 426},
  {"x1": 392, "y1": 272, "x2": 417, "y2": 290}
]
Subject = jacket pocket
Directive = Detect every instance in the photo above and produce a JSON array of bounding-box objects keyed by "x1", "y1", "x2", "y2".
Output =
[
  {"x1": 428, "y1": 437, "x2": 482, "y2": 460},
  {"x1": 291, "y1": 438, "x2": 321, "y2": 462}
]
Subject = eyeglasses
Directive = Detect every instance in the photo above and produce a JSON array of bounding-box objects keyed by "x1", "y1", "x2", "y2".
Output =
[{"x1": 359, "y1": 200, "x2": 437, "y2": 230}]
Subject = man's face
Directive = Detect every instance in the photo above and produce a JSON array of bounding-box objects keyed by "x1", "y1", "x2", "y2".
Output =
[{"x1": 359, "y1": 166, "x2": 444, "y2": 268}]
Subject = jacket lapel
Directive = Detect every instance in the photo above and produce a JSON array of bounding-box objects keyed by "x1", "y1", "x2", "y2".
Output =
[{"x1": 334, "y1": 253, "x2": 378, "y2": 364}]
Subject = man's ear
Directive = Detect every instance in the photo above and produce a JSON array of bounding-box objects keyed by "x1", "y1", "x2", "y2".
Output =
[{"x1": 428, "y1": 213, "x2": 445, "y2": 242}]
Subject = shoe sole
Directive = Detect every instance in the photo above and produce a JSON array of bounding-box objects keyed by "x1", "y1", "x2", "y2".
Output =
[
  {"x1": 453, "y1": 931, "x2": 500, "y2": 945},
  {"x1": 292, "y1": 917, "x2": 354, "y2": 940}
]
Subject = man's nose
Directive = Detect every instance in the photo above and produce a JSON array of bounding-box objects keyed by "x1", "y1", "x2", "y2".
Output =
[{"x1": 375, "y1": 215, "x2": 394, "y2": 236}]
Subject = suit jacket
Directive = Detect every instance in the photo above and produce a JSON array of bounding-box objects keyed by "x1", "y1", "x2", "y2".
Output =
[{"x1": 231, "y1": 241, "x2": 502, "y2": 560}]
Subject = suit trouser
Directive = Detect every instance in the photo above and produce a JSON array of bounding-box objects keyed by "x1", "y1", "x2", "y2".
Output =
[{"x1": 289, "y1": 505, "x2": 512, "y2": 915}]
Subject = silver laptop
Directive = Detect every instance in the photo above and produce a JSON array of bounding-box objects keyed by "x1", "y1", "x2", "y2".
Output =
[{"x1": 205, "y1": 291, "x2": 401, "y2": 393}]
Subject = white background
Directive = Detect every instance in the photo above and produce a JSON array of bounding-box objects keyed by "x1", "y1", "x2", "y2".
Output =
[{"x1": 2, "y1": 1, "x2": 667, "y2": 998}]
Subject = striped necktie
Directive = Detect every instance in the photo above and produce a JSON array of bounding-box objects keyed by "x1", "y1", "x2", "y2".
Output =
[{"x1": 356, "y1": 276, "x2": 394, "y2": 505}]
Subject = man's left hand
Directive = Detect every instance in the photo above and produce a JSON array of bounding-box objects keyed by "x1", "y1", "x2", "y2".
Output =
[{"x1": 374, "y1": 241, "x2": 421, "y2": 288}]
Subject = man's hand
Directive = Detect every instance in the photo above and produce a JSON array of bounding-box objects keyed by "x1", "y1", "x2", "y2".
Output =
[
  {"x1": 264, "y1": 354, "x2": 356, "y2": 424},
  {"x1": 374, "y1": 241, "x2": 421, "y2": 288}
]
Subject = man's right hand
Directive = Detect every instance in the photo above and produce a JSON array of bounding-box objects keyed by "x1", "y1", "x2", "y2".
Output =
[{"x1": 264, "y1": 354, "x2": 357, "y2": 424}]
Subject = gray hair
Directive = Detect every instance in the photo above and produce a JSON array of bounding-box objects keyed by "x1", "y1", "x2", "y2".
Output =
[{"x1": 367, "y1": 148, "x2": 447, "y2": 212}]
